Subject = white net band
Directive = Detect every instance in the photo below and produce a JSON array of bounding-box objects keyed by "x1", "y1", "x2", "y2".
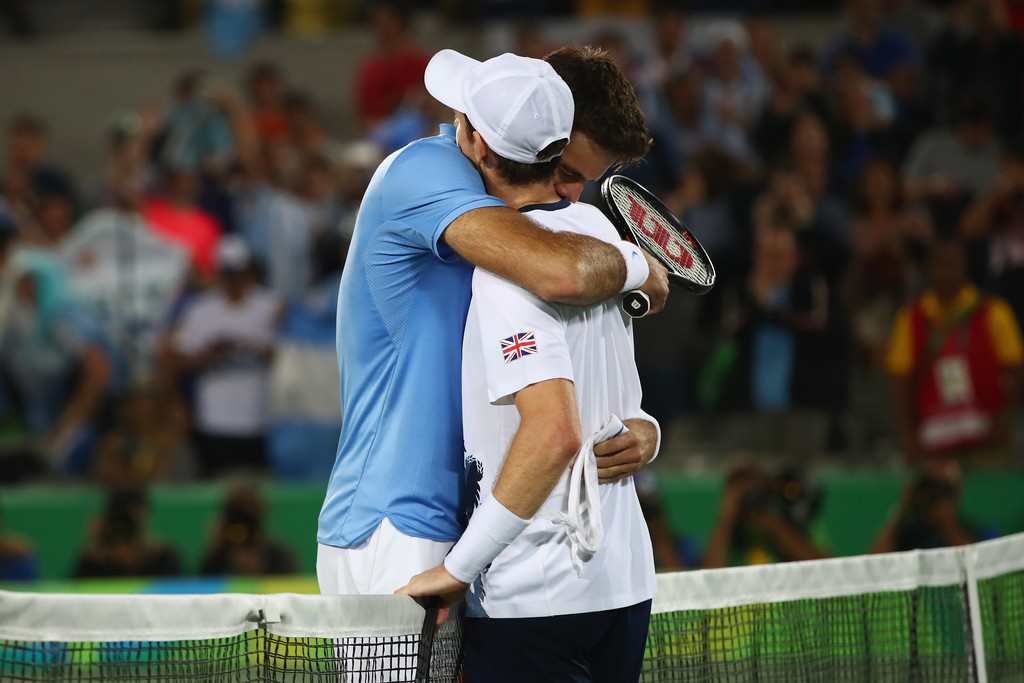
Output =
[{"x1": 653, "y1": 531, "x2": 1024, "y2": 614}]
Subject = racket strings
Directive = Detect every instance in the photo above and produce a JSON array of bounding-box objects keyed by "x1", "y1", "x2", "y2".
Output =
[{"x1": 609, "y1": 185, "x2": 710, "y2": 283}]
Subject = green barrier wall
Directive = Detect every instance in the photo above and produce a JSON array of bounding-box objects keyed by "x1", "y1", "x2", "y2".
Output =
[{"x1": 2, "y1": 471, "x2": 1023, "y2": 580}]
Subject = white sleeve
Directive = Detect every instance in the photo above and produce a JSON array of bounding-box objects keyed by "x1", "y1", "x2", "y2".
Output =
[
  {"x1": 174, "y1": 302, "x2": 211, "y2": 354},
  {"x1": 471, "y1": 269, "x2": 574, "y2": 405}
]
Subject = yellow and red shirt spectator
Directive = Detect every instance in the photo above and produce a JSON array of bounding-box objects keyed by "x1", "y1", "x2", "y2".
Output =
[{"x1": 887, "y1": 285, "x2": 1023, "y2": 454}]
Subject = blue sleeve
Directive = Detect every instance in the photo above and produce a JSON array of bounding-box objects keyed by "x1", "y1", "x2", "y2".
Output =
[{"x1": 379, "y1": 138, "x2": 506, "y2": 261}]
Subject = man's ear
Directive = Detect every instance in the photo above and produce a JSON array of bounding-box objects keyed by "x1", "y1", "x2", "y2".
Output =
[{"x1": 471, "y1": 131, "x2": 490, "y2": 166}]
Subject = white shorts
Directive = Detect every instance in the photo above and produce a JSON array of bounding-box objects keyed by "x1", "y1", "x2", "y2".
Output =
[{"x1": 317, "y1": 517, "x2": 454, "y2": 595}]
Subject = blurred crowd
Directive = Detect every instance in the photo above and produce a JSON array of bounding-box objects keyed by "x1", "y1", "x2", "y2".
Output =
[{"x1": 1, "y1": 0, "x2": 1023, "y2": 577}]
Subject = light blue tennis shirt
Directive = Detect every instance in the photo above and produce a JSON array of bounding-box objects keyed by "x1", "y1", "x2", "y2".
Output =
[{"x1": 317, "y1": 124, "x2": 506, "y2": 548}]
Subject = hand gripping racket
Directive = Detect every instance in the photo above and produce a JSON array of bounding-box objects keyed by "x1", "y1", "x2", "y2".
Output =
[{"x1": 601, "y1": 174, "x2": 716, "y2": 317}]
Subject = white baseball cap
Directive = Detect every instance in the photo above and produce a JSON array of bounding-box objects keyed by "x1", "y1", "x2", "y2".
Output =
[
  {"x1": 218, "y1": 235, "x2": 251, "y2": 272},
  {"x1": 424, "y1": 49, "x2": 574, "y2": 164}
]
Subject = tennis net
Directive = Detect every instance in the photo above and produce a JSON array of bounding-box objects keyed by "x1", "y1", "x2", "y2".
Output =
[
  {"x1": 0, "y1": 532, "x2": 1021, "y2": 682},
  {"x1": 642, "y1": 531, "x2": 1024, "y2": 682}
]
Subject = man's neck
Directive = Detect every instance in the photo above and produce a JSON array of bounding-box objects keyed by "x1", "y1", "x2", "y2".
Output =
[{"x1": 483, "y1": 174, "x2": 562, "y2": 210}]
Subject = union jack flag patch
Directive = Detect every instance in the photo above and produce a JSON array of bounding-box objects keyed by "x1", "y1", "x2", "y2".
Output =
[{"x1": 500, "y1": 332, "x2": 537, "y2": 364}]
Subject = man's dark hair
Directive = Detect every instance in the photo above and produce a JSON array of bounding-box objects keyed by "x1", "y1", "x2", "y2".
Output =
[
  {"x1": 543, "y1": 46, "x2": 651, "y2": 166},
  {"x1": 464, "y1": 117, "x2": 567, "y2": 187}
]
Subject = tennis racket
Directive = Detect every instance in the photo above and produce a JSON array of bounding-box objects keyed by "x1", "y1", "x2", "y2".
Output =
[{"x1": 601, "y1": 174, "x2": 716, "y2": 317}]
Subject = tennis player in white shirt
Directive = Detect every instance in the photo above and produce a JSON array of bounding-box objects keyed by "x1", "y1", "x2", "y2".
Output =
[{"x1": 400, "y1": 46, "x2": 658, "y2": 683}]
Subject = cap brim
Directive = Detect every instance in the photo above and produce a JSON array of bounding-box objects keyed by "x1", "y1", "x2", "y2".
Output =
[{"x1": 424, "y1": 49, "x2": 480, "y2": 113}]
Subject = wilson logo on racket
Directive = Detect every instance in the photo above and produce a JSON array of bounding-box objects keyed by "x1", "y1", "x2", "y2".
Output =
[
  {"x1": 627, "y1": 195, "x2": 694, "y2": 271},
  {"x1": 500, "y1": 332, "x2": 537, "y2": 364}
]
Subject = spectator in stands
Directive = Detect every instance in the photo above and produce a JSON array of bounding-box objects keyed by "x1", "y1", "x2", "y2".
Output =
[
  {"x1": 0, "y1": 503, "x2": 39, "y2": 581},
  {"x1": 0, "y1": 164, "x2": 38, "y2": 243},
  {"x1": 200, "y1": 484, "x2": 296, "y2": 575},
  {"x1": 959, "y1": 142, "x2": 1024, "y2": 326},
  {"x1": 246, "y1": 62, "x2": 290, "y2": 144},
  {"x1": 266, "y1": 231, "x2": 345, "y2": 480},
  {"x1": 664, "y1": 69, "x2": 755, "y2": 168},
  {"x1": 702, "y1": 20, "x2": 770, "y2": 132},
  {"x1": 926, "y1": 0, "x2": 1024, "y2": 140},
  {"x1": 0, "y1": 251, "x2": 112, "y2": 475},
  {"x1": 59, "y1": 168, "x2": 189, "y2": 373},
  {"x1": 754, "y1": 153, "x2": 849, "y2": 279},
  {"x1": 283, "y1": 92, "x2": 346, "y2": 165},
  {"x1": 152, "y1": 70, "x2": 236, "y2": 178},
  {"x1": 353, "y1": 2, "x2": 429, "y2": 132},
  {"x1": 729, "y1": 223, "x2": 834, "y2": 408},
  {"x1": 886, "y1": 237, "x2": 1024, "y2": 466},
  {"x1": 848, "y1": 157, "x2": 931, "y2": 370},
  {"x1": 172, "y1": 236, "x2": 281, "y2": 476},
  {"x1": 3, "y1": 114, "x2": 75, "y2": 208},
  {"x1": 703, "y1": 462, "x2": 830, "y2": 568},
  {"x1": 333, "y1": 141, "x2": 382, "y2": 240},
  {"x1": 752, "y1": 45, "x2": 831, "y2": 167},
  {"x1": 745, "y1": 15, "x2": 781, "y2": 75},
  {"x1": 92, "y1": 110, "x2": 154, "y2": 210},
  {"x1": 94, "y1": 380, "x2": 192, "y2": 486},
  {"x1": 822, "y1": 0, "x2": 918, "y2": 81},
  {"x1": 235, "y1": 141, "x2": 318, "y2": 302},
  {"x1": 902, "y1": 94, "x2": 1002, "y2": 230},
  {"x1": 32, "y1": 188, "x2": 74, "y2": 249},
  {"x1": 829, "y1": 63, "x2": 902, "y2": 189},
  {"x1": 789, "y1": 113, "x2": 852, "y2": 250},
  {"x1": 204, "y1": 0, "x2": 266, "y2": 58},
  {"x1": 143, "y1": 164, "x2": 222, "y2": 280},
  {"x1": 870, "y1": 460, "x2": 995, "y2": 552},
  {"x1": 73, "y1": 487, "x2": 181, "y2": 578},
  {"x1": 640, "y1": 6, "x2": 691, "y2": 89},
  {"x1": 295, "y1": 153, "x2": 345, "y2": 244}
]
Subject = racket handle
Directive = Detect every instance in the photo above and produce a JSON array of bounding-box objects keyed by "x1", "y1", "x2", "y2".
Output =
[{"x1": 622, "y1": 290, "x2": 651, "y2": 318}]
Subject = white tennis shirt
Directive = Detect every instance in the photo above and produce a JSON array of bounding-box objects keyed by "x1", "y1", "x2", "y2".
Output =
[{"x1": 461, "y1": 198, "x2": 657, "y2": 619}]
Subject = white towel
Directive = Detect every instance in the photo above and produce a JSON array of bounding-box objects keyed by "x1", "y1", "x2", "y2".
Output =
[{"x1": 543, "y1": 415, "x2": 626, "y2": 578}]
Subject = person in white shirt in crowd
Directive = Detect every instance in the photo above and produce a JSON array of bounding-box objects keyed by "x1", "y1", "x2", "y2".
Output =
[{"x1": 173, "y1": 236, "x2": 281, "y2": 476}]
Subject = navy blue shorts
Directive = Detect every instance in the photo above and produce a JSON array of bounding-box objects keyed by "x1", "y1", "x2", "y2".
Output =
[{"x1": 463, "y1": 600, "x2": 652, "y2": 683}]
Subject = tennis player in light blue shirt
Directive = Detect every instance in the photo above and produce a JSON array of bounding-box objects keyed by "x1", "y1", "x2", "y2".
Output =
[
  {"x1": 318, "y1": 125, "x2": 504, "y2": 550},
  {"x1": 317, "y1": 50, "x2": 667, "y2": 595}
]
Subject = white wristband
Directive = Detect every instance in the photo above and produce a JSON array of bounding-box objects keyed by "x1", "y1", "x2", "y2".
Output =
[
  {"x1": 443, "y1": 495, "x2": 530, "y2": 584},
  {"x1": 615, "y1": 241, "x2": 649, "y2": 293}
]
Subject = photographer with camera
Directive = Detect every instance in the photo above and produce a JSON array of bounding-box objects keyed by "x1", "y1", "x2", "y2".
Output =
[
  {"x1": 199, "y1": 484, "x2": 296, "y2": 576},
  {"x1": 870, "y1": 460, "x2": 994, "y2": 552},
  {"x1": 73, "y1": 488, "x2": 182, "y2": 578},
  {"x1": 703, "y1": 462, "x2": 830, "y2": 569}
]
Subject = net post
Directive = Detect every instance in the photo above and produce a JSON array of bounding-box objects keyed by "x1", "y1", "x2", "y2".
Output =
[
  {"x1": 415, "y1": 596, "x2": 441, "y2": 683},
  {"x1": 964, "y1": 545, "x2": 988, "y2": 683}
]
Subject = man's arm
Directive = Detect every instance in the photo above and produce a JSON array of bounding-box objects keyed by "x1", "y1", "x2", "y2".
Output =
[
  {"x1": 492, "y1": 379, "x2": 582, "y2": 517},
  {"x1": 443, "y1": 206, "x2": 669, "y2": 312},
  {"x1": 397, "y1": 378, "x2": 582, "y2": 613}
]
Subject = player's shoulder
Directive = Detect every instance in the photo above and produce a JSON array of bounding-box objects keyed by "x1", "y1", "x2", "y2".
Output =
[
  {"x1": 384, "y1": 126, "x2": 477, "y2": 187},
  {"x1": 390, "y1": 126, "x2": 460, "y2": 165},
  {"x1": 528, "y1": 200, "x2": 619, "y2": 243}
]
